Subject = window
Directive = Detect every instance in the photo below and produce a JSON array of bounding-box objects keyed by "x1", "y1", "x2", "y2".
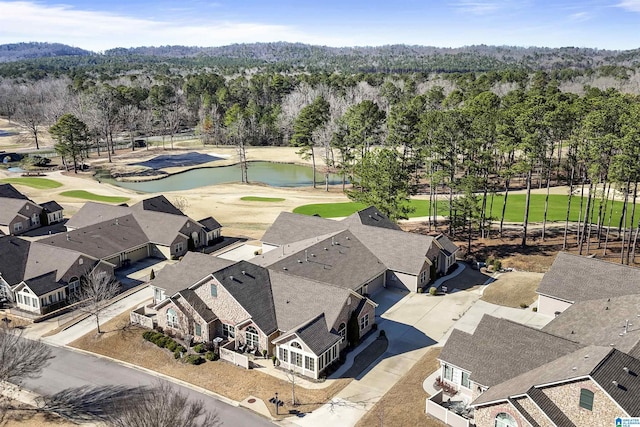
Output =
[
  {"x1": 462, "y1": 371, "x2": 470, "y2": 388},
  {"x1": 420, "y1": 270, "x2": 427, "y2": 283},
  {"x1": 279, "y1": 347, "x2": 288, "y2": 363},
  {"x1": 32, "y1": 298, "x2": 38, "y2": 308},
  {"x1": 167, "y1": 308, "x2": 179, "y2": 329},
  {"x1": 13, "y1": 222, "x2": 23, "y2": 232},
  {"x1": 360, "y1": 314, "x2": 369, "y2": 330},
  {"x1": 245, "y1": 326, "x2": 259, "y2": 349},
  {"x1": 194, "y1": 323, "x2": 201, "y2": 337},
  {"x1": 291, "y1": 341, "x2": 302, "y2": 349},
  {"x1": 338, "y1": 323, "x2": 346, "y2": 343},
  {"x1": 494, "y1": 412, "x2": 517, "y2": 427},
  {"x1": 444, "y1": 364, "x2": 453, "y2": 381},
  {"x1": 154, "y1": 287, "x2": 163, "y2": 302},
  {"x1": 579, "y1": 388, "x2": 594, "y2": 411},
  {"x1": 222, "y1": 323, "x2": 235, "y2": 339},
  {"x1": 305, "y1": 356, "x2": 315, "y2": 371},
  {"x1": 68, "y1": 277, "x2": 80, "y2": 294},
  {"x1": 174, "y1": 242, "x2": 184, "y2": 254},
  {"x1": 17, "y1": 293, "x2": 23, "y2": 304},
  {"x1": 210, "y1": 284, "x2": 217, "y2": 297},
  {"x1": 292, "y1": 352, "x2": 302, "y2": 367}
]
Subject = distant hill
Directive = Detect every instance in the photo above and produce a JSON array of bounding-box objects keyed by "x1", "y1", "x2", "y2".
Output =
[
  {"x1": 2, "y1": 41, "x2": 640, "y2": 74},
  {"x1": 0, "y1": 42, "x2": 93, "y2": 63}
]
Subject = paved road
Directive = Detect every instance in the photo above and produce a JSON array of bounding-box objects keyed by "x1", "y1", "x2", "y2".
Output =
[{"x1": 23, "y1": 344, "x2": 273, "y2": 427}]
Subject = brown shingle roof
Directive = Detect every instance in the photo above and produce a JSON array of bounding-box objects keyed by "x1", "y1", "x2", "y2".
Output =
[
  {"x1": 591, "y1": 349, "x2": 640, "y2": 416},
  {"x1": 537, "y1": 252, "x2": 640, "y2": 303},
  {"x1": 152, "y1": 252, "x2": 233, "y2": 297}
]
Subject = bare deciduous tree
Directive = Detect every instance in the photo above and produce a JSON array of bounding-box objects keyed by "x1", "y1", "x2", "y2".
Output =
[
  {"x1": 105, "y1": 382, "x2": 220, "y2": 427},
  {"x1": 74, "y1": 269, "x2": 121, "y2": 334},
  {"x1": 0, "y1": 325, "x2": 54, "y2": 423},
  {"x1": 172, "y1": 196, "x2": 190, "y2": 213}
]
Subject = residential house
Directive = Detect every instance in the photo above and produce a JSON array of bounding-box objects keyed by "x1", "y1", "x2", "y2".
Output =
[
  {"x1": 0, "y1": 183, "x2": 43, "y2": 235},
  {"x1": 40, "y1": 200, "x2": 64, "y2": 225},
  {"x1": 433, "y1": 253, "x2": 640, "y2": 427},
  {"x1": 63, "y1": 195, "x2": 223, "y2": 265},
  {"x1": 259, "y1": 207, "x2": 458, "y2": 293},
  {"x1": 0, "y1": 235, "x2": 111, "y2": 314},
  {"x1": 536, "y1": 252, "x2": 640, "y2": 317},
  {"x1": 150, "y1": 256, "x2": 376, "y2": 380}
]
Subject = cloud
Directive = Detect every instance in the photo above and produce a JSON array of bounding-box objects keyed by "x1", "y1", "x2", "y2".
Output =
[
  {"x1": 0, "y1": 1, "x2": 310, "y2": 51},
  {"x1": 453, "y1": 1, "x2": 504, "y2": 14},
  {"x1": 568, "y1": 11, "x2": 592, "y2": 21},
  {"x1": 616, "y1": 0, "x2": 640, "y2": 12}
]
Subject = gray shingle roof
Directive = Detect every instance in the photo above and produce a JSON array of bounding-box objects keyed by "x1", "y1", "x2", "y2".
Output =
[
  {"x1": 0, "y1": 198, "x2": 31, "y2": 225},
  {"x1": 0, "y1": 236, "x2": 30, "y2": 285},
  {"x1": 177, "y1": 289, "x2": 217, "y2": 323},
  {"x1": 291, "y1": 313, "x2": 341, "y2": 356},
  {"x1": 135, "y1": 195, "x2": 184, "y2": 216},
  {"x1": 212, "y1": 261, "x2": 278, "y2": 335},
  {"x1": 23, "y1": 270, "x2": 66, "y2": 296},
  {"x1": 261, "y1": 212, "x2": 343, "y2": 246},
  {"x1": 40, "y1": 200, "x2": 63, "y2": 213},
  {"x1": 435, "y1": 234, "x2": 458, "y2": 256},
  {"x1": 341, "y1": 207, "x2": 401, "y2": 231},
  {"x1": 198, "y1": 216, "x2": 221, "y2": 231},
  {"x1": 591, "y1": 349, "x2": 640, "y2": 416},
  {"x1": 65, "y1": 202, "x2": 130, "y2": 229},
  {"x1": 152, "y1": 252, "x2": 233, "y2": 297},
  {"x1": 261, "y1": 230, "x2": 386, "y2": 291},
  {"x1": 0, "y1": 183, "x2": 28, "y2": 200},
  {"x1": 38, "y1": 214, "x2": 149, "y2": 260},
  {"x1": 526, "y1": 387, "x2": 576, "y2": 427},
  {"x1": 472, "y1": 345, "x2": 611, "y2": 407},
  {"x1": 537, "y1": 252, "x2": 640, "y2": 303},
  {"x1": 25, "y1": 243, "x2": 90, "y2": 282},
  {"x1": 269, "y1": 270, "x2": 355, "y2": 331},
  {"x1": 542, "y1": 294, "x2": 640, "y2": 354},
  {"x1": 440, "y1": 315, "x2": 581, "y2": 387}
]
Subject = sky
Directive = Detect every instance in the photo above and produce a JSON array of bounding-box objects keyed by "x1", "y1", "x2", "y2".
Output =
[{"x1": 1, "y1": 0, "x2": 639, "y2": 52}]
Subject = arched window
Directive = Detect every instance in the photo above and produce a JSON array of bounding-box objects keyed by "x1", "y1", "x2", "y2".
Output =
[
  {"x1": 167, "y1": 308, "x2": 179, "y2": 328},
  {"x1": 495, "y1": 412, "x2": 517, "y2": 427},
  {"x1": 338, "y1": 323, "x2": 346, "y2": 343},
  {"x1": 291, "y1": 341, "x2": 302, "y2": 349},
  {"x1": 246, "y1": 326, "x2": 259, "y2": 349}
]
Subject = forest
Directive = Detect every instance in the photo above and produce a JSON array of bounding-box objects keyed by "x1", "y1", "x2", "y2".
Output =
[{"x1": 2, "y1": 42, "x2": 640, "y2": 263}]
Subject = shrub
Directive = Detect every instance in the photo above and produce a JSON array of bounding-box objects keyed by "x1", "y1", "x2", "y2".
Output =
[
  {"x1": 174, "y1": 349, "x2": 182, "y2": 359},
  {"x1": 532, "y1": 307, "x2": 538, "y2": 312},
  {"x1": 149, "y1": 269, "x2": 155, "y2": 280},
  {"x1": 193, "y1": 343, "x2": 206, "y2": 354},
  {"x1": 205, "y1": 351, "x2": 218, "y2": 361},
  {"x1": 155, "y1": 326, "x2": 164, "y2": 334},
  {"x1": 493, "y1": 260, "x2": 502, "y2": 271},
  {"x1": 486, "y1": 257, "x2": 494, "y2": 267},
  {"x1": 175, "y1": 345, "x2": 186, "y2": 354},
  {"x1": 262, "y1": 349, "x2": 268, "y2": 358},
  {"x1": 271, "y1": 355, "x2": 278, "y2": 365},
  {"x1": 520, "y1": 302, "x2": 529, "y2": 309},
  {"x1": 185, "y1": 354, "x2": 204, "y2": 365},
  {"x1": 429, "y1": 287, "x2": 438, "y2": 296},
  {"x1": 165, "y1": 340, "x2": 178, "y2": 352},
  {"x1": 142, "y1": 331, "x2": 154, "y2": 340},
  {"x1": 417, "y1": 287, "x2": 423, "y2": 294},
  {"x1": 154, "y1": 336, "x2": 169, "y2": 348}
]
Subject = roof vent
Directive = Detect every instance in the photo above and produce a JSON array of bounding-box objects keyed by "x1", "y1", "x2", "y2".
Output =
[
  {"x1": 572, "y1": 367, "x2": 577, "y2": 371},
  {"x1": 229, "y1": 275, "x2": 234, "y2": 281},
  {"x1": 283, "y1": 267, "x2": 287, "y2": 271},
  {"x1": 584, "y1": 355, "x2": 589, "y2": 359},
  {"x1": 116, "y1": 218, "x2": 119, "y2": 225},
  {"x1": 612, "y1": 380, "x2": 619, "y2": 387},
  {"x1": 624, "y1": 366, "x2": 629, "y2": 373},
  {"x1": 297, "y1": 260, "x2": 302, "y2": 263},
  {"x1": 241, "y1": 270, "x2": 246, "y2": 275},
  {"x1": 345, "y1": 236, "x2": 350, "y2": 240},
  {"x1": 368, "y1": 215, "x2": 372, "y2": 218},
  {"x1": 324, "y1": 247, "x2": 328, "y2": 251}
]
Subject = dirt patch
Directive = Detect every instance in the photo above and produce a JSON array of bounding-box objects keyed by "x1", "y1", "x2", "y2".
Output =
[
  {"x1": 1, "y1": 400, "x2": 74, "y2": 427},
  {"x1": 70, "y1": 312, "x2": 350, "y2": 420},
  {"x1": 355, "y1": 347, "x2": 445, "y2": 427},
  {"x1": 481, "y1": 271, "x2": 544, "y2": 308}
]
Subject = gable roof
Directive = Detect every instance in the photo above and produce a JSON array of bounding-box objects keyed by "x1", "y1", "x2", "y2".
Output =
[
  {"x1": 542, "y1": 294, "x2": 640, "y2": 355},
  {"x1": 439, "y1": 315, "x2": 582, "y2": 387},
  {"x1": 38, "y1": 214, "x2": 149, "y2": 260},
  {"x1": 526, "y1": 387, "x2": 576, "y2": 427},
  {"x1": 25, "y1": 242, "x2": 91, "y2": 282},
  {"x1": 22, "y1": 270, "x2": 67, "y2": 296},
  {"x1": 176, "y1": 289, "x2": 217, "y2": 323},
  {"x1": 435, "y1": 234, "x2": 458, "y2": 256},
  {"x1": 0, "y1": 235, "x2": 30, "y2": 285},
  {"x1": 133, "y1": 195, "x2": 184, "y2": 216},
  {"x1": 275, "y1": 313, "x2": 341, "y2": 356},
  {"x1": 0, "y1": 198, "x2": 35, "y2": 225},
  {"x1": 537, "y1": 252, "x2": 640, "y2": 303},
  {"x1": 341, "y1": 206, "x2": 401, "y2": 231},
  {"x1": 472, "y1": 345, "x2": 611, "y2": 407},
  {"x1": 261, "y1": 212, "x2": 343, "y2": 246},
  {"x1": 0, "y1": 183, "x2": 29, "y2": 200},
  {"x1": 40, "y1": 200, "x2": 63, "y2": 212},
  {"x1": 259, "y1": 230, "x2": 386, "y2": 290},
  {"x1": 198, "y1": 216, "x2": 222, "y2": 231},
  {"x1": 65, "y1": 202, "x2": 130, "y2": 229},
  {"x1": 212, "y1": 261, "x2": 278, "y2": 335},
  {"x1": 269, "y1": 270, "x2": 357, "y2": 331},
  {"x1": 591, "y1": 349, "x2": 640, "y2": 416},
  {"x1": 152, "y1": 252, "x2": 233, "y2": 297}
]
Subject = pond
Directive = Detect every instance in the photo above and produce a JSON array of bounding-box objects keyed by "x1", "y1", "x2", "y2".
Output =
[{"x1": 96, "y1": 161, "x2": 346, "y2": 193}]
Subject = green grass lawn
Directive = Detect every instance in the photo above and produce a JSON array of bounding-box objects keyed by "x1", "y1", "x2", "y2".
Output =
[
  {"x1": 294, "y1": 194, "x2": 637, "y2": 226},
  {"x1": 59, "y1": 190, "x2": 130, "y2": 204},
  {"x1": 0, "y1": 177, "x2": 63, "y2": 189},
  {"x1": 240, "y1": 196, "x2": 285, "y2": 202}
]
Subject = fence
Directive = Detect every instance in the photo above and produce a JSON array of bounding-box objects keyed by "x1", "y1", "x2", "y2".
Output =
[
  {"x1": 130, "y1": 307, "x2": 155, "y2": 329},
  {"x1": 426, "y1": 390, "x2": 470, "y2": 427},
  {"x1": 220, "y1": 346, "x2": 249, "y2": 369}
]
